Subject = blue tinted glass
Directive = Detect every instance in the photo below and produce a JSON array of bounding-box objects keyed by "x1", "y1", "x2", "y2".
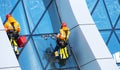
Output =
[
  {"x1": 100, "y1": 31, "x2": 111, "y2": 43},
  {"x1": 24, "y1": 0, "x2": 45, "y2": 25},
  {"x1": 0, "y1": 0, "x2": 18, "y2": 21},
  {"x1": 105, "y1": 0, "x2": 120, "y2": 25},
  {"x1": 23, "y1": 0, "x2": 46, "y2": 32},
  {"x1": 32, "y1": 36, "x2": 56, "y2": 69},
  {"x1": 19, "y1": 38, "x2": 42, "y2": 70},
  {"x1": 116, "y1": 19, "x2": 120, "y2": 29},
  {"x1": 92, "y1": 0, "x2": 111, "y2": 30},
  {"x1": 108, "y1": 33, "x2": 120, "y2": 54},
  {"x1": 47, "y1": 1, "x2": 61, "y2": 33},
  {"x1": 12, "y1": 2, "x2": 30, "y2": 35},
  {"x1": 86, "y1": 0, "x2": 98, "y2": 12},
  {"x1": 115, "y1": 30, "x2": 120, "y2": 41},
  {"x1": 33, "y1": 12, "x2": 53, "y2": 34}
]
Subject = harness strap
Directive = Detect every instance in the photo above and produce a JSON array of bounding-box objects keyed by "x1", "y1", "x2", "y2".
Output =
[{"x1": 11, "y1": 22, "x2": 16, "y2": 31}]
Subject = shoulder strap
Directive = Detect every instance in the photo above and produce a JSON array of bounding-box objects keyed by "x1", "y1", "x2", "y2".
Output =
[
  {"x1": 64, "y1": 30, "x2": 68, "y2": 40},
  {"x1": 11, "y1": 22, "x2": 15, "y2": 31}
]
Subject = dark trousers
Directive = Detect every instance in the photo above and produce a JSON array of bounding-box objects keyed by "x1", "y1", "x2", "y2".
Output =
[{"x1": 7, "y1": 30, "x2": 19, "y2": 40}]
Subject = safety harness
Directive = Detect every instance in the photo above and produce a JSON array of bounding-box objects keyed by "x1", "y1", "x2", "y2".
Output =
[{"x1": 59, "y1": 30, "x2": 69, "y2": 59}]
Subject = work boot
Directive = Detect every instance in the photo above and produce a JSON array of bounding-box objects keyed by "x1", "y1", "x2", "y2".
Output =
[
  {"x1": 15, "y1": 50, "x2": 19, "y2": 59},
  {"x1": 14, "y1": 46, "x2": 19, "y2": 55}
]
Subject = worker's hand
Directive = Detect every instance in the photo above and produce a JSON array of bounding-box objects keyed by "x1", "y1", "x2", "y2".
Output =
[
  {"x1": 56, "y1": 34, "x2": 60, "y2": 38},
  {"x1": 54, "y1": 51, "x2": 59, "y2": 57}
]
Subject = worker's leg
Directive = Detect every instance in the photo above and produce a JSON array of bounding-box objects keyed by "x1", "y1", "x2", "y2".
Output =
[{"x1": 13, "y1": 40, "x2": 19, "y2": 55}]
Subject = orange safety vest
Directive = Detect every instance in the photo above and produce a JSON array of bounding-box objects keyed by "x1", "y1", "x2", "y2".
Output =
[
  {"x1": 4, "y1": 17, "x2": 20, "y2": 32},
  {"x1": 59, "y1": 27, "x2": 70, "y2": 41}
]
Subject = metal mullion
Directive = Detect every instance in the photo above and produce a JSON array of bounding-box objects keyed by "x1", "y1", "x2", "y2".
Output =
[
  {"x1": 99, "y1": 29, "x2": 112, "y2": 31},
  {"x1": 106, "y1": 15, "x2": 120, "y2": 45},
  {"x1": 102, "y1": 0, "x2": 116, "y2": 45},
  {"x1": 113, "y1": 15, "x2": 120, "y2": 29},
  {"x1": 54, "y1": 0, "x2": 62, "y2": 23},
  {"x1": 102, "y1": 0, "x2": 114, "y2": 28},
  {"x1": 116, "y1": 28, "x2": 120, "y2": 30},
  {"x1": 30, "y1": 0, "x2": 53, "y2": 35},
  {"x1": 31, "y1": 36, "x2": 45, "y2": 70},
  {"x1": 19, "y1": 0, "x2": 53, "y2": 56},
  {"x1": 114, "y1": 31, "x2": 120, "y2": 44},
  {"x1": 91, "y1": 0, "x2": 100, "y2": 15},
  {"x1": 113, "y1": 15, "x2": 120, "y2": 44},
  {"x1": 68, "y1": 43, "x2": 81, "y2": 70},
  {"x1": 18, "y1": 0, "x2": 33, "y2": 56},
  {"x1": 106, "y1": 31, "x2": 113, "y2": 45}
]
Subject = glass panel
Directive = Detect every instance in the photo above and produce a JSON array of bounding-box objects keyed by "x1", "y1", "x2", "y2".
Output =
[
  {"x1": 105, "y1": 0, "x2": 120, "y2": 25},
  {"x1": 12, "y1": 2, "x2": 30, "y2": 35},
  {"x1": 19, "y1": 37, "x2": 43, "y2": 70},
  {"x1": 116, "y1": 19, "x2": 120, "y2": 29},
  {"x1": 108, "y1": 33, "x2": 120, "y2": 54},
  {"x1": 32, "y1": 36, "x2": 56, "y2": 68},
  {"x1": 115, "y1": 30, "x2": 120, "y2": 41},
  {"x1": 100, "y1": 31, "x2": 111, "y2": 43},
  {"x1": 86, "y1": 0, "x2": 98, "y2": 13},
  {"x1": 0, "y1": 0, "x2": 18, "y2": 21},
  {"x1": 45, "y1": 1, "x2": 61, "y2": 33},
  {"x1": 33, "y1": 12, "x2": 53, "y2": 34},
  {"x1": 24, "y1": 0, "x2": 45, "y2": 25},
  {"x1": 92, "y1": 0, "x2": 112, "y2": 30}
]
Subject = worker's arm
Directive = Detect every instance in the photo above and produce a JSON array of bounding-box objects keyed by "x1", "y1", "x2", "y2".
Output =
[
  {"x1": 4, "y1": 22, "x2": 8, "y2": 31},
  {"x1": 66, "y1": 30, "x2": 70, "y2": 40},
  {"x1": 16, "y1": 22, "x2": 20, "y2": 32}
]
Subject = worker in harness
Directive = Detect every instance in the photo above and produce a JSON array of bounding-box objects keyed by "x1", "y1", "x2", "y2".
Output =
[
  {"x1": 54, "y1": 22, "x2": 70, "y2": 66},
  {"x1": 4, "y1": 14, "x2": 20, "y2": 56}
]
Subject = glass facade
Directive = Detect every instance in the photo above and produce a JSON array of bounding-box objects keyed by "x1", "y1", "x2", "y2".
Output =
[
  {"x1": 0, "y1": 0, "x2": 80, "y2": 70},
  {"x1": 0, "y1": 0, "x2": 119, "y2": 69},
  {"x1": 86, "y1": 0, "x2": 120, "y2": 66}
]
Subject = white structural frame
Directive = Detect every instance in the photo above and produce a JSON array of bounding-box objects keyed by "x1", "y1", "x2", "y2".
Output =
[{"x1": 0, "y1": 17, "x2": 21, "y2": 70}]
